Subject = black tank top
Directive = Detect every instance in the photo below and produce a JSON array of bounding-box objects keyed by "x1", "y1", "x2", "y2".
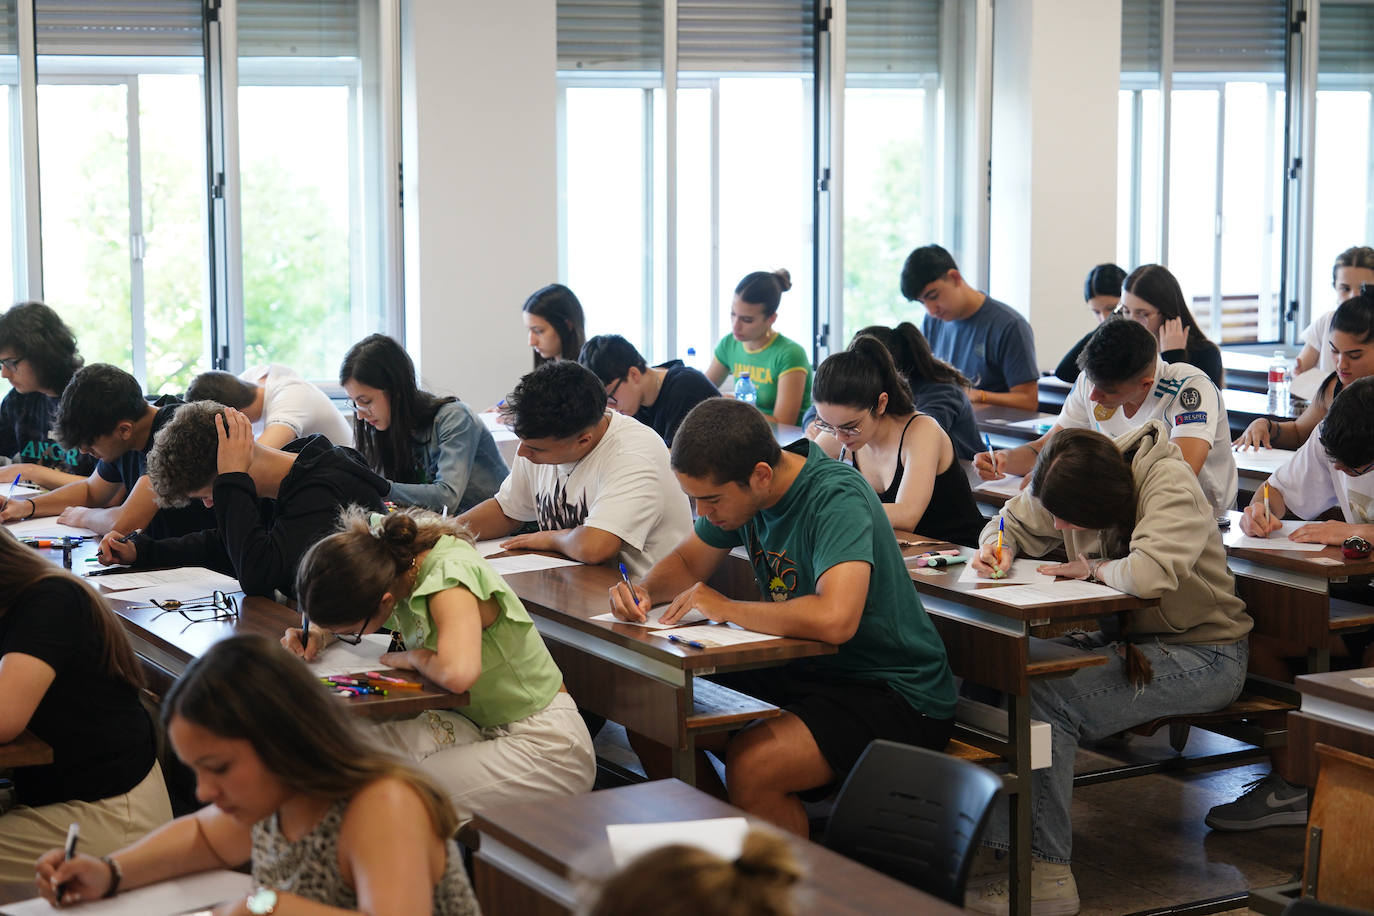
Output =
[{"x1": 853, "y1": 415, "x2": 987, "y2": 547}]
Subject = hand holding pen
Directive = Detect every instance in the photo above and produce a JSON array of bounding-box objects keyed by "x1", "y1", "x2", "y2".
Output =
[
  {"x1": 609, "y1": 563, "x2": 651, "y2": 622},
  {"x1": 96, "y1": 528, "x2": 141, "y2": 566},
  {"x1": 974, "y1": 434, "x2": 1006, "y2": 481},
  {"x1": 971, "y1": 529, "x2": 1015, "y2": 579}
]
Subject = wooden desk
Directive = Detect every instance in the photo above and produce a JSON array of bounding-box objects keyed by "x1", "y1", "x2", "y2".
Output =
[
  {"x1": 1222, "y1": 510, "x2": 1374, "y2": 671},
  {"x1": 1037, "y1": 375, "x2": 1073, "y2": 413},
  {"x1": 972, "y1": 404, "x2": 1057, "y2": 446},
  {"x1": 1225, "y1": 387, "x2": 1302, "y2": 438},
  {"x1": 0, "y1": 730, "x2": 53, "y2": 768},
  {"x1": 470, "y1": 778, "x2": 962, "y2": 915},
  {"x1": 503, "y1": 561, "x2": 834, "y2": 782},
  {"x1": 1289, "y1": 668, "x2": 1374, "y2": 787}
]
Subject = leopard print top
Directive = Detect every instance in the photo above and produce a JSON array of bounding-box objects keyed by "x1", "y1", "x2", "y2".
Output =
[{"x1": 251, "y1": 799, "x2": 478, "y2": 914}]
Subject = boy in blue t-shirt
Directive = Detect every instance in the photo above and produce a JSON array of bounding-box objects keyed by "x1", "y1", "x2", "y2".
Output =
[
  {"x1": 608, "y1": 397, "x2": 955, "y2": 835},
  {"x1": 901, "y1": 243, "x2": 1040, "y2": 412}
]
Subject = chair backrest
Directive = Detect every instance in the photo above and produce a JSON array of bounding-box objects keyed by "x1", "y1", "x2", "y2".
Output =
[
  {"x1": 1282, "y1": 897, "x2": 1374, "y2": 916},
  {"x1": 1303, "y1": 743, "x2": 1374, "y2": 909},
  {"x1": 823, "y1": 739, "x2": 1002, "y2": 904}
]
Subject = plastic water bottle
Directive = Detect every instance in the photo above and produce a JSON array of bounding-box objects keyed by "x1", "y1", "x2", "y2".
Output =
[
  {"x1": 685, "y1": 346, "x2": 701, "y2": 372},
  {"x1": 734, "y1": 372, "x2": 758, "y2": 406},
  {"x1": 1267, "y1": 350, "x2": 1290, "y2": 415}
]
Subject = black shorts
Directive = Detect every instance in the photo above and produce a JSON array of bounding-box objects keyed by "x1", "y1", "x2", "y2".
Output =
[{"x1": 708, "y1": 667, "x2": 953, "y2": 796}]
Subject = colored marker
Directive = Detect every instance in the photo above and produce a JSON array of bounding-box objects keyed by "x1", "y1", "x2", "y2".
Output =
[
  {"x1": 365, "y1": 672, "x2": 423, "y2": 688},
  {"x1": 918, "y1": 555, "x2": 968, "y2": 568},
  {"x1": 911, "y1": 548, "x2": 960, "y2": 559},
  {"x1": 666, "y1": 634, "x2": 707, "y2": 649}
]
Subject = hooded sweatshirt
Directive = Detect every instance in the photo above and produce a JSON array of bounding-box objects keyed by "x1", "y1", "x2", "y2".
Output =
[
  {"x1": 979, "y1": 419, "x2": 1251, "y2": 646},
  {"x1": 133, "y1": 435, "x2": 389, "y2": 597}
]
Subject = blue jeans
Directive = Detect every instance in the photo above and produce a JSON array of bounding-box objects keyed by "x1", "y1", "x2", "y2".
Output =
[{"x1": 983, "y1": 633, "x2": 1248, "y2": 864}]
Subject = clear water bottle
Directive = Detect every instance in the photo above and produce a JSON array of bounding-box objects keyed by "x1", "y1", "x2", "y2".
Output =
[
  {"x1": 1267, "y1": 350, "x2": 1290, "y2": 415},
  {"x1": 734, "y1": 372, "x2": 758, "y2": 405},
  {"x1": 685, "y1": 346, "x2": 701, "y2": 372}
]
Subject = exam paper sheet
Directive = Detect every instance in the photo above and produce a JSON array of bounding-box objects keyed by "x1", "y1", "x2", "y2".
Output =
[
  {"x1": 89, "y1": 567, "x2": 242, "y2": 592},
  {"x1": 972, "y1": 579, "x2": 1124, "y2": 607},
  {"x1": 485, "y1": 553, "x2": 583, "y2": 575},
  {"x1": 958, "y1": 556, "x2": 1059, "y2": 587},
  {"x1": 605, "y1": 817, "x2": 750, "y2": 868},
  {"x1": 1226, "y1": 520, "x2": 1325, "y2": 552},
  {"x1": 590, "y1": 605, "x2": 709, "y2": 628},
  {"x1": 0, "y1": 869, "x2": 252, "y2": 916},
  {"x1": 4, "y1": 517, "x2": 99, "y2": 538},
  {"x1": 647, "y1": 623, "x2": 778, "y2": 647},
  {"x1": 306, "y1": 633, "x2": 394, "y2": 678}
]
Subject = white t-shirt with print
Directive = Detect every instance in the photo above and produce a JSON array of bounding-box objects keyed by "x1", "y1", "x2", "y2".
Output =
[
  {"x1": 1302, "y1": 310, "x2": 1337, "y2": 376},
  {"x1": 1270, "y1": 421, "x2": 1374, "y2": 525},
  {"x1": 240, "y1": 363, "x2": 354, "y2": 447},
  {"x1": 1059, "y1": 357, "x2": 1238, "y2": 513},
  {"x1": 495, "y1": 410, "x2": 694, "y2": 577}
]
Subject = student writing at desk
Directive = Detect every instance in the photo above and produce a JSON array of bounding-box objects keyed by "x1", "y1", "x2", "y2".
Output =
[
  {"x1": 0, "y1": 527, "x2": 172, "y2": 881},
  {"x1": 100, "y1": 403, "x2": 388, "y2": 598},
  {"x1": 977, "y1": 319, "x2": 1237, "y2": 515},
  {"x1": 608, "y1": 398, "x2": 955, "y2": 837},
  {"x1": 34, "y1": 635, "x2": 478, "y2": 914},
  {"x1": 0, "y1": 364, "x2": 213, "y2": 538},
  {"x1": 966, "y1": 423, "x2": 1250, "y2": 915},
  {"x1": 0, "y1": 302, "x2": 96, "y2": 488},
  {"x1": 459, "y1": 361, "x2": 693, "y2": 577},
  {"x1": 1208, "y1": 377, "x2": 1374, "y2": 832},
  {"x1": 287, "y1": 508, "x2": 595, "y2": 823}
]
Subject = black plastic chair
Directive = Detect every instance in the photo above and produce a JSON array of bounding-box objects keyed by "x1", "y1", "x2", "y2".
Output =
[
  {"x1": 1282, "y1": 898, "x2": 1374, "y2": 916},
  {"x1": 823, "y1": 739, "x2": 1002, "y2": 904}
]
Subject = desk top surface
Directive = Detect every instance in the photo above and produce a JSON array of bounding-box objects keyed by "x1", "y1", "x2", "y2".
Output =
[
  {"x1": 472, "y1": 778, "x2": 963, "y2": 915},
  {"x1": 1297, "y1": 667, "x2": 1374, "y2": 715},
  {"x1": 1222, "y1": 510, "x2": 1374, "y2": 578},
  {"x1": 0, "y1": 730, "x2": 53, "y2": 768}
]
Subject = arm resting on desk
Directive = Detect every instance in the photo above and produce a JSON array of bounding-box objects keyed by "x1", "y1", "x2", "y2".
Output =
[
  {"x1": 456, "y1": 496, "x2": 522, "y2": 540},
  {"x1": 382, "y1": 586, "x2": 484, "y2": 693},
  {"x1": 688, "y1": 559, "x2": 870, "y2": 645},
  {"x1": 500, "y1": 524, "x2": 623, "y2": 566},
  {"x1": 972, "y1": 380, "x2": 1039, "y2": 412}
]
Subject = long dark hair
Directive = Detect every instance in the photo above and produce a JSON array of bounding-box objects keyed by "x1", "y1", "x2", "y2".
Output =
[
  {"x1": 1084, "y1": 263, "x2": 1127, "y2": 302},
  {"x1": 853, "y1": 322, "x2": 970, "y2": 388},
  {"x1": 523, "y1": 284, "x2": 586, "y2": 368},
  {"x1": 0, "y1": 301, "x2": 84, "y2": 394},
  {"x1": 1123, "y1": 264, "x2": 1217, "y2": 355},
  {"x1": 339, "y1": 334, "x2": 455, "y2": 483},
  {"x1": 164, "y1": 634, "x2": 458, "y2": 838},
  {"x1": 0, "y1": 527, "x2": 143, "y2": 688},
  {"x1": 813, "y1": 335, "x2": 916, "y2": 415}
]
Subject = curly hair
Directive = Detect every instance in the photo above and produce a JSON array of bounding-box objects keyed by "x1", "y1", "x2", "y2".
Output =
[
  {"x1": 499, "y1": 360, "x2": 607, "y2": 441},
  {"x1": 295, "y1": 506, "x2": 475, "y2": 629},
  {"x1": 0, "y1": 301, "x2": 84, "y2": 394},
  {"x1": 54, "y1": 364, "x2": 148, "y2": 450},
  {"x1": 146, "y1": 400, "x2": 226, "y2": 507}
]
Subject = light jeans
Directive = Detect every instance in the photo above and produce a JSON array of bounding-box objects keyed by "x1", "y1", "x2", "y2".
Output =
[
  {"x1": 365, "y1": 692, "x2": 596, "y2": 825},
  {"x1": 982, "y1": 633, "x2": 1248, "y2": 864}
]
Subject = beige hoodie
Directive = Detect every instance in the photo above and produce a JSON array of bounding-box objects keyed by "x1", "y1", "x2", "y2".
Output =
[{"x1": 980, "y1": 419, "x2": 1251, "y2": 646}]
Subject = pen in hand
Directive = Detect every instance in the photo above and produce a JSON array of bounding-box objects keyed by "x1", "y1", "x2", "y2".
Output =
[
  {"x1": 1263, "y1": 482, "x2": 1272, "y2": 535},
  {"x1": 301, "y1": 612, "x2": 311, "y2": 656},
  {"x1": 55, "y1": 822, "x2": 79, "y2": 901},
  {"x1": 617, "y1": 563, "x2": 642, "y2": 617},
  {"x1": 984, "y1": 434, "x2": 998, "y2": 478},
  {"x1": 5, "y1": 471, "x2": 19, "y2": 503}
]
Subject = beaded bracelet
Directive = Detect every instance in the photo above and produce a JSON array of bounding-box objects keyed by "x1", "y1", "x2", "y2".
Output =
[{"x1": 100, "y1": 855, "x2": 122, "y2": 898}]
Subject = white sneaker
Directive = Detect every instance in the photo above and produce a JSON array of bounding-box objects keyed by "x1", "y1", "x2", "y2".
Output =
[
  {"x1": 964, "y1": 859, "x2": 1080, "y2": 916},
  {"x1": 965, "y1": 845, "x2": 1008, "y2": 889}
]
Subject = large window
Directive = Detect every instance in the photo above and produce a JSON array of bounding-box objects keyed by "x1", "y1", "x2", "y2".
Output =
[{"x1": 0, "y1": 0, "x2": 397, "y2": 398}]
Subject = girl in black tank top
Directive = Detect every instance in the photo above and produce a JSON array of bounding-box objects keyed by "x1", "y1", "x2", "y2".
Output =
[{"x1": 810, "y1": 337, "x2": 986, "y2": 547}]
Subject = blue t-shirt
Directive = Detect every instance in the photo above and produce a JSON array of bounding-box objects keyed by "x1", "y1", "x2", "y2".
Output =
[
  {"x1": 95, "y1": 401, "x2": 180, "y2": 489},
  {"x1": 922, "y1": 295, "x2": 1038, "y2": 393}
]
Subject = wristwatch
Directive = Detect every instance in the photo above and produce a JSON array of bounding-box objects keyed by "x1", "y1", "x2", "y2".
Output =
[{"x1": 245, "y1": 887, "x2": 278, "y2": 915}]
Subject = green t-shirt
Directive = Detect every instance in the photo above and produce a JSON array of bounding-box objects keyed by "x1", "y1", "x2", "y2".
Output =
[
  {"x1": 386, "y1": 535, "x2": 563, "y2": 728},
  {"x1": 713, "y1": 332, "x2": 812, "y2": 417},
  {"x1": 693, "y1": 442, "x2": 956, "y2": 719}
]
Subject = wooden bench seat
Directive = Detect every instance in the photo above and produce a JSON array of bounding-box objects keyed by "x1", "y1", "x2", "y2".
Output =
[
  {"x1": 1129, "y1": 692, "x2": 1297, "y2": 753},
  {"x1": 685, "y1": 679, "x2": 781, "y2": 734},
  {"x1": 946, "y1": 737, "x2": 1002, "y2": 766},
  {"x1": 1027, "y1": 637, "x2": 1109, "y2": 679},
  {"x1": 1329, "y1": 598, "x2": 1374, "y2": 632}
]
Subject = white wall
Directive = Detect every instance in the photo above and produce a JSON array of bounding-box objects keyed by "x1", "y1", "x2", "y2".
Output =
[
  {"x1": 989, "y1": 0, "x2": 1121, "y2": 370},
  {"x1": 401, "y1": 0, "x2": 557, "y2": 407}
]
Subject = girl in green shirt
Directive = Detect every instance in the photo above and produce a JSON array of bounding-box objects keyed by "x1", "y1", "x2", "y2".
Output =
[
  {"x1": 706, "y1": 268, "x2": 812, "y2": 425},
  {"x1": 288, "y1": 508, "x2": 595, "y2": 823}
]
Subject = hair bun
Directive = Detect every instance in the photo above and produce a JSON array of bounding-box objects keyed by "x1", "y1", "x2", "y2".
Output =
[
  {"x1": 377, "y1": 513, "x2": 419, "y2": 570},
  {"x1": 772, "y1": 268, "x2": 792, "y2": 292}
]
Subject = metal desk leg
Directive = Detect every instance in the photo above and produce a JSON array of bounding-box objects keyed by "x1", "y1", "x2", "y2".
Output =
[{"x1": 1009, "y1": 692, "x2": 1032, "y2": 916}]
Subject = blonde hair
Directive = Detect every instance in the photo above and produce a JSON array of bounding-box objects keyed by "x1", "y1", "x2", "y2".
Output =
[{"x1": 590, "y1": 829, "x2": 803, "y2": 916}]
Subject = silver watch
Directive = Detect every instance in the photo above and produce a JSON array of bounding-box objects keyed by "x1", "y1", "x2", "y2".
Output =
[{"x1": 245, "y1": 886, "x2": 278, "y2": 915}]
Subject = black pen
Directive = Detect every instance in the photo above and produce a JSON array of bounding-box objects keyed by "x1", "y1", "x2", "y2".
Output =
[
  {"x1": 55, "y1": 822, "x2": 79, "y2": 900},
  {"x1": 301, "y1": 612, "x2": 310, "y2": 655},
  {"x1": 114, "y1": 528, "x2": 142, "y2": 544}
]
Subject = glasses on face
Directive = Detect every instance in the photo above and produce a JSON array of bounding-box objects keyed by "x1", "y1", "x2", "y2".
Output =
[
  {"x1": 0, "y1": 355, "x2": 23, "y2": 372},
  {"x1": 331, "y1": 608, "x2": 375, "y2": 646},
  {"x1": 1334, "y1": 458, "x2": 1374, "y2": 477},
  {"x1": 813, "y1": 415, "x2": 866, "y2": 437},
  {"x1": 146, "y1": 591, "x2": 240, "y2": 632},
  {"x1": 605, "y1": 377, "x2": 625, "y2": 407}
]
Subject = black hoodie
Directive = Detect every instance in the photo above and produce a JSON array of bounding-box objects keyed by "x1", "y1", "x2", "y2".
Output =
[{"x1": 132, "y1": 435, "x2": 389, "y2": 597}]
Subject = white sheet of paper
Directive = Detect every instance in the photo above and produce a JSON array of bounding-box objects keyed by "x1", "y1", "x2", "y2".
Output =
[
  {"x1": 485, "y1": 553, "x2": 583, "y2": 575},
  {"x1": 1230, "y1": 446, "x2": 1298, "y2": 473},
  {"x1": 958, "y1": 556, "x2": 1058, "y2": 587},
  {"x1": 647, "y1": 623, "x2": 778, "y2": 647},
  {"x1": 974, "y1": 579, "x2": 1124, "y2": 607},
  {"x1": 306, "y1": 633, "x2": 394, "y2": 678},
  {"x1": 0, "y1": 869, "x2": 252, "y2": 916},
  {"x1": 1290, "y1": 366, "x2": 1325, "y2": 402},
  {"x1": 1004, "y1": 416, "x2": 1053, "y2": 431},
  {"x1": 473, "y1": 538, "x2": 507, "y2": 558},
  {"x1": 2, "y1": 482, "x2": 44, "y2": 498},
  {"x1": 730, "y1": 545, "x2": 750, "y2": 561},
  {"x1": 974, "y1": 474, "x2": 1028, "y2": 499},
  {"x1": 1227, "y1": 520, "x2": 1326, "y2": 552},
  {"x1": 590, "y1": 605, "x2": 709, "y2": 629},
  {"x1": 605, "y1": 817, "x2": 750, "y2": 868},
  {"x1": 100, "y1": 584, "x2": 220, "y2": 605},
  {"x1": 3, "y1": 517, "x2": 99, "y2": 538},
  {"x1": 89, "y1": 567, "x2": 241, "y2": 592}
]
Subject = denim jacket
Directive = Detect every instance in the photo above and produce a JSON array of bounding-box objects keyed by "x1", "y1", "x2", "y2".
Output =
[{"x1": 387, "y1": 400, "x2": 509, "y2": 513}]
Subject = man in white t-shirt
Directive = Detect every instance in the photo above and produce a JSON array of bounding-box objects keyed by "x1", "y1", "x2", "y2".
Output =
[
  {"x1": 975, "y1": 318, "x2": 1237, "y2": 514},
  {"x1": 458, "y1": 361, "x2": 694, "y2": 577},
  {"x1": 187, "y1": 364, "x2": 353, "y2": 449}
]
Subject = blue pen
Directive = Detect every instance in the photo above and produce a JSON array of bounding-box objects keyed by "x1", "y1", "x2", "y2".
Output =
[
  {"x1": 5, "y1": 471, "x2": 19, "y2": 503},
  {"x1": 666, "y1": 634, "x2": 707, "y2": 650},
  {"x1": 617, "y1": 562, "x2": 641, "y2": 611}
]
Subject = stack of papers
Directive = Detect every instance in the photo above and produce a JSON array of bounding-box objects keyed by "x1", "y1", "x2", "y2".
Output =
[
  {"x1": 974, "y1": 474, "x2": 1028, "y2": 499},
  {"x1": 647, "y1": 623, "x2": 778, "y2": 647},
  {"x1": 972, "y1": 579, "x2": 1125, "y2": 607},
  {"x1": 89, "y1": 567, "x2": 241, "y2": 592}
]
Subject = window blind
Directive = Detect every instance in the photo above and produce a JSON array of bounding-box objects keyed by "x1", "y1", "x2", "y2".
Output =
[
  {"x1": 1173, "y1": 0, "x2": 1287, "y2": 73},
  {"x1": 1121, "y1": 0, "x2": 1161, "y2": 74},
  {"x1": 237, "y1": 0, "x2": 359, "y2": 58},
  {"x1": 0, "y1": 2, "x2": 15, "y2": 55},
  {"x1": 846, "y1": 0, "x2": 940, "y2": 76},
  {"x1": 1319, "y1": 3, "x2": 1374, "y2": 77},
  {"x1": 34, "y1": 0, "x2": 202, "y2": 56},
  {"x1": 677, "y1": 0, "x2": 815, "y2": 73},
  {"x1": 557, "y1": 0, "x2": 663, "y2": 72}
]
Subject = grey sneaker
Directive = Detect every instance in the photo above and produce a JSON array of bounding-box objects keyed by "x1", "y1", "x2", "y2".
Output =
[
  {"x1": 1205, "y1": 771, "x2": 1308, "y2": 831},
  {"x1": 965, "y1": 859, "x2": 1080, "y2": 916}
]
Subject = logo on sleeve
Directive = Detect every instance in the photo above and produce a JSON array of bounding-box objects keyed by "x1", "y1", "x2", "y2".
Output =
[
  {"x1": 1175, "y1": 411, "x2": 1208, "y2": 425},
  {"x1": 1179, "y1": 387, "x2": 1202, "y2": 410}
]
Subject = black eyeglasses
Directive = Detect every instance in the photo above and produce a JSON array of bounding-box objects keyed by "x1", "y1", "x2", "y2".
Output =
[
  {"x1": 331, "y1": 608, "x2": 375, "y2": 646},
  {"x1": 606, "y1": 377, "x2": 625, "y2": 407},
  {"x1": 0, "y1": 355, "x2": 23, "y2": 372},
  {"x1": 145, "y1": 591, "x2": 239, "y2": 632}
]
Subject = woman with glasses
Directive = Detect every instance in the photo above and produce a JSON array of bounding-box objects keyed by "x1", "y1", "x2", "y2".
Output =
[
  {"x1": 0, "y1": 526, "x2": 172, "y2": 881},
  {"x1": 34, "y1": 634, "x2": 478, "y2": 914},
  {"x1": 1052, "y1": 263, "x2": 1129, "y2": 384},
  {"x1": 810, "y1": 336, "x2": 984, "y2": 547},
  {"x1": 1119, "y1": 264, "x2": 1225, "y2": 388},
  {"x1": 340, "y1": 334, "x2": 508, "y2": 515},
  {"x1": 285, "y1": 507, "x2": 595, "y2": 823}
]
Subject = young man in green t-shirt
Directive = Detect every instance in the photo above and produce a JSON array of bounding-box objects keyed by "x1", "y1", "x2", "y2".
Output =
[{"x1": 608, "y1": 398, "x2": 956, "y2": 835}]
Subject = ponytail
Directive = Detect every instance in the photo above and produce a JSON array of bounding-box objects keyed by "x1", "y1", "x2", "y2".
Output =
[{"x1": 813, "y1": 335, "x2": 915, "y2": 415}]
